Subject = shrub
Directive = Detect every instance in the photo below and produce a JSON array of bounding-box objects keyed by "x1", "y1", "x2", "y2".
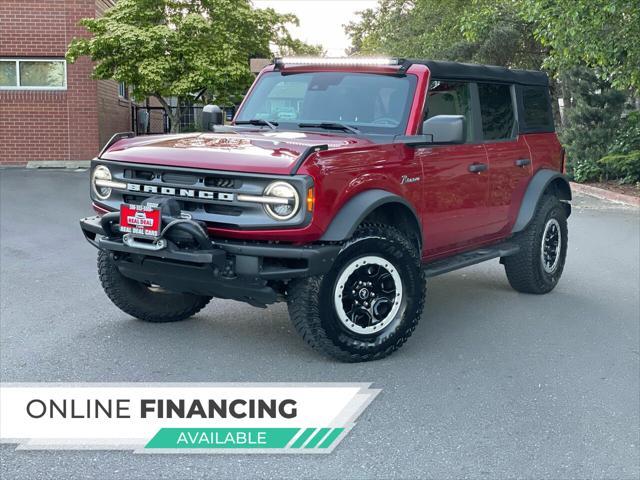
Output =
[
  {"x1": 599, "y1": 151, "x2": 640, "y2": 184},
  {"x1": 609, "y1": 111, "x2": 640, "y2": 154},
  {"x1": 597, "y1": 111, "x2": 640, "y2": 184},
  {"x1": 573, "y1": 159, "x2": 604, "y2": 183}
]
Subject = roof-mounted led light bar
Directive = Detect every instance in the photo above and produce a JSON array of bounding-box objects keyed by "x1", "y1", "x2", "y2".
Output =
[{"x1": 274, "y1": 57, "x2": 404, "y2": 68}]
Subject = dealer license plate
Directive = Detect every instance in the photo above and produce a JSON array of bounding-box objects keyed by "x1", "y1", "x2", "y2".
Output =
[{"x1": 119, "y1": 204, "x2": 161, "y2": 238}]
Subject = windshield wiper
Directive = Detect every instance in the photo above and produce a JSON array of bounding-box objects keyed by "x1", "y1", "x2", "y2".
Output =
[
  {"x1": 234, "y1": 119, "x2": 278, "y2": 130},
  {"x1": 298, "y1": 122, "x2": 360, "y2": 135}
]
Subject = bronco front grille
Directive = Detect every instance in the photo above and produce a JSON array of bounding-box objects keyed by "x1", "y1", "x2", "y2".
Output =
[
  {"x1": 94, "y1": 160, "x2": 312, "y2": 230},
  {"x1": 124, "y1": 169, "x2": 239, "y2": 189}
]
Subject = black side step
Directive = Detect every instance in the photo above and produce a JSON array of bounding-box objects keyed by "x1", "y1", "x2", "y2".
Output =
[{"x1": 423, "y1": 242, "x2": 520, "y2": 278}]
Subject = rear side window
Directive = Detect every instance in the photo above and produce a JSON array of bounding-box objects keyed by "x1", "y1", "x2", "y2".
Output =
[
  {"x1": 478, "y1": 83, "x2": 515, "y2": 141},
  {"x1": 521, "y1": 86, "x2": 554, "y2": 131}
]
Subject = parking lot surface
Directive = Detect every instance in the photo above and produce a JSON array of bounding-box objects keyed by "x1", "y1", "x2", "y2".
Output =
[{"x1": 1, "y1": 169, "x2": 638, "y2": 479}]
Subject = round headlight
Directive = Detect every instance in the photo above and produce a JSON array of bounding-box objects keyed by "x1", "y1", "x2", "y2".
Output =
[
  {"x1": 263, "y1": 181, "x2": 299, "y2": 220},
  {"x1": 92, "y1": 165, "x2": 112, "y2": 200}
]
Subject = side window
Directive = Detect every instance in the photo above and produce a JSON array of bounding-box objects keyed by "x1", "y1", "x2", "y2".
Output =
[
  {"x1": 425, "y1": 80, "x2": 473, "y2": 141},
  {"x1": 478, "y1": 83, "x2": 515, "y2": 141},
  {"x1": 521, "y1": 86, "x2": 554, "y2": 131}
]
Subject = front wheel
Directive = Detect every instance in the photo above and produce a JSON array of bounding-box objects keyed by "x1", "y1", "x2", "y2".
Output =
[
  {"x1": 97, "y1": 250, "x2": 212, "y2": 322},
  {"x1": 503, "y1": 195, "x2": 568, "y2": 294},
  {"x1": 287, "y1": 223, "x2": 426, "y2": 362}
]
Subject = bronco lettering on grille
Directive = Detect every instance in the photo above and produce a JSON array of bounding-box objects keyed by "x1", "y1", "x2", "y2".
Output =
[{"x1": 126, "y1": 183, "x2": 234, "y2": 202}]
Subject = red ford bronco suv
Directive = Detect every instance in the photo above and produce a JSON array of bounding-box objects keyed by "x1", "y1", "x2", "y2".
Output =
[{"x1": 80, "y1": 58, "x2": 571, "y2": 362}]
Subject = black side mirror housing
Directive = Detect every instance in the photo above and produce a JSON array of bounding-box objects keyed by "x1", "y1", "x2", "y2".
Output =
[
  {"x1": 202, "y1": 104, "x2": 224, "y2": 131},
  {"x1": 422, "y1": 115, "x2": 465, "y2": 144}
]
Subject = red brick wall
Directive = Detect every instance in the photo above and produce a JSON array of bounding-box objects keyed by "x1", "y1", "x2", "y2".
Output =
[
  {"x1": 95, "y1": 0, "x2": 134, "y2": 149},
  {"x1": 0, "y1": 0, "x2": 109, "y2": 165},
  {"x1": 97, "y1": 79, "x2": 133, "y2": 148}
]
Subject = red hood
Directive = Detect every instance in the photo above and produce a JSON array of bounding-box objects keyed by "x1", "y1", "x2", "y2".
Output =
[{"x1": 100, "y1": 131, "x2": 374, "y2": 175}]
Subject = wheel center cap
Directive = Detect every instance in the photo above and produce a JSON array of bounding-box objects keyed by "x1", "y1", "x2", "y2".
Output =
[{"x1": 358, "y1": 288, "x2": 370, "y2": 300}]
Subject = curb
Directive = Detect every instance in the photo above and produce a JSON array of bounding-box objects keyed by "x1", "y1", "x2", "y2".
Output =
[
  {"x1": 571, "y1": 182, "x2": 640, "y2": 208},
  {"x1": 26, "y1": 160, "x2": 90, "y2": 169}
]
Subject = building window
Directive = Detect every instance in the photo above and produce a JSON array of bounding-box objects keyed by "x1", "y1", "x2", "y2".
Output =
[
  {"x1": 0, "y1": 58, "x2": 67, "y2": 90},
  {"x1": 118, "y1": 82, "x2": 129, "y2": 99}
]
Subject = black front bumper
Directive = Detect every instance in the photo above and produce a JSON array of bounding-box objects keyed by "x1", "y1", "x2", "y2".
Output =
[{"x1": 80, "y1": 215, "x2": 340, "y2": 306}]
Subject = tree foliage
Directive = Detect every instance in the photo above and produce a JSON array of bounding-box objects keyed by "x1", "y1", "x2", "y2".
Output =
[
  {"x1": 347, "y1": 0, "x2": 640, "y2": 92},
  {"x1": 67, "y1": 0, "x2": 320, "y2": 131},
  {"x1": 346, "y1": 0, "x2": 466, "y2": 60},
  {"x1": 559, "y1": 67, "x2": 627, "y2": 182},
  {"x1": 521, "y1": 0, "x2": 640, "y2": 93},
  {"x1": 345, "y1": 0, "x2": 545, "y2": 69}
]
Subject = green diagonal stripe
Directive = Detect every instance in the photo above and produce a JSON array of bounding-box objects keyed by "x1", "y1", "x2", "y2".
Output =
[
  {"x1": 318, "y1": 428, "x2": 344, "y2": 448},
  {"x1": 145, "y1": 428, "x2": 299, "y2": 449},
  {"x1": 290, "y1": 428, "x2": 316, "y2": 448},
  {"x1": 305, "y1": 427, "x2": 331, "y2": 449}
]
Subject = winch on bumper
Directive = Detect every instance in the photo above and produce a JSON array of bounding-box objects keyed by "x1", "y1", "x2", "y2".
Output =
[{"x1": 79, "y1": 212, "x2": 340, "y2": 308}]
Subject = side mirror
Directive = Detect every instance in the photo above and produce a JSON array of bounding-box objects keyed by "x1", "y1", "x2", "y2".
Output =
[
  {"x1": 202, "y1": 104, "x2": 224, "y2": 131},
  {"x1": 422, "y1": 115, "x2": 465, "y2": 144}
]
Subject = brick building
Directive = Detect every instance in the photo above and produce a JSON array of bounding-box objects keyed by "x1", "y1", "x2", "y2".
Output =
[{"x1": 0, "y1": 0, "x2": 133, "y2": 166}]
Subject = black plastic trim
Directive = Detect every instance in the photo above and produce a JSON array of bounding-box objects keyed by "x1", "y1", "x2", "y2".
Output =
[
  {"x1": 290, "y1": 144, "x2": 328, "y2": 175},
  {"x1": 320, "y1": 189, "x2": 421, "y2": 242},
  {"x1": 414, "y1": 59, "x2": 549, "y2": 86},
  {"x1": 80, "y1": 215, "x2": 340, "y2": 279},
  {"x1": 423, "y1": 242, "x2": 520, "y2": 277},
  {"x1": 512, "y1": 170, "x2": 571, "y2": 233},
  {"x1": 115, "y1": 258, "x2": 279, "y2": 307},
  {"x1": 98, "y1": 132, "x2": 135, "y2": 158}
]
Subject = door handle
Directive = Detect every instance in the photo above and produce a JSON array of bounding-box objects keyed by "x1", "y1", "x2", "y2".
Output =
[
  {"x1": 468, "y1": 163, "x2": 488, "y2": 173},
  {"x1": 515, "y1": 158, "x2": 531, "y2": 167}
]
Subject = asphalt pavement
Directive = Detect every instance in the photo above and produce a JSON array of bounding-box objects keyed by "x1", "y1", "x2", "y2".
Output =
[{"x1": 1, "y1": 168, "x2": 638, "y2": 479}]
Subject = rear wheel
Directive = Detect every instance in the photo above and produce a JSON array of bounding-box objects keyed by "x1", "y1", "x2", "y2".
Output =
[
  {"x1": 287, "y1": 223, "x2": 426, "y2": 362},
  {"x1": 503, "y1": 195, "x2": 568, "y2": 294},
  {"x1": 97, "y1": 250, "x2": 211, "y2": 322}
]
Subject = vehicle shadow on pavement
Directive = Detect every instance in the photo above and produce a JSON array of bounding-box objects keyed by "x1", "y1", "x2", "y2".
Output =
[{"x1": 27, "y1": 260, "x2": 603, "y2": 382}]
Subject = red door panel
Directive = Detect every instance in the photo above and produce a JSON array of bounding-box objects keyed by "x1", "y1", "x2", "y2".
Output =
[
  {"x1": 417, "y1": 144, "x2": 491, "y2": 256},
  {"x1": 523, "y1": 132, "x2": 563, "y2": 171},
  {"x1": 484, "y1": 136, "x2": 532, "y2": 236}
]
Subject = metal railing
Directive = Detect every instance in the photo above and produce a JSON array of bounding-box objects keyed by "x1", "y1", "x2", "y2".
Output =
[{"x1": 133, "y1": 105, "x2": 236, "y2": 134}]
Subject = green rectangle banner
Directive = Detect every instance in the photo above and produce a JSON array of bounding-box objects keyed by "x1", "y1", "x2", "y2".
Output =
[{"x1": 145, "y1": 428, "x2": 300, "y2": 449}]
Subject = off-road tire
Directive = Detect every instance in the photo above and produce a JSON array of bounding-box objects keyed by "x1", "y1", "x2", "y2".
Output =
[
  {"x1": 503, "y1": 195, "x2": 568, "y2": 294},
  {"x1": 287, "y1": 223, "x2": 426, "y2": 362},
  {"x1": 97, "y1": 250, "x2": 211, "y2": 322}
]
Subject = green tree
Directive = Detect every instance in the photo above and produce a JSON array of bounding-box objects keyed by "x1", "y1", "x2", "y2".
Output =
[
  {"x1": 521, "y1": 0, "x2": 640, "y2": 93},
  {"x1": 345, "y1": 0, "x2": 545, "y2": 70},
  {"x1": 560, "y1": 67, "x2": 627, "y2": 181},
  {"x1": 276, "y1": 38, "x2": 324, "y2": 57},
  {"x1": 67, "y1": 0, "x2": 318, "y2": 132},
  {"x1": 458, "y1": 0, "x2": 546, "y2": 69},
  {"x1": 345, "y1": 0, "x2": 474, "y2": 59}
]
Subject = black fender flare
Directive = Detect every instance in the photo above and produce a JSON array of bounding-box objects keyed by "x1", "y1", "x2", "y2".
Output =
[
  {"x1": 512, "y1": 169, "x2": 572, "y2": 233},
  {"x1": 320, "y1": 189, "x2": 421, "y2": 242}
]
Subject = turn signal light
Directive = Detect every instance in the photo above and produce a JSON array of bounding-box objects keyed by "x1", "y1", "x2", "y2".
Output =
[{"x1": 307, "y1": 188, "x2": 315, "y2": 212}]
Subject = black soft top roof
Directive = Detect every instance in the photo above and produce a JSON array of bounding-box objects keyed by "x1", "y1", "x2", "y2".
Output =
[{"x1": 408, "y1": 59, "x2": 549, "y2": 86}]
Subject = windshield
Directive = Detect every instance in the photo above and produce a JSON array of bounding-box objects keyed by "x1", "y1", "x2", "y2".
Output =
[{"x1": 235, "y1": 71, "x2": 417, "y2": 135}]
